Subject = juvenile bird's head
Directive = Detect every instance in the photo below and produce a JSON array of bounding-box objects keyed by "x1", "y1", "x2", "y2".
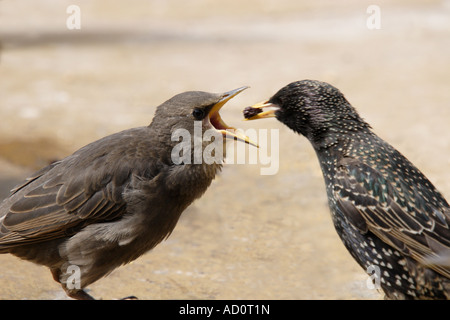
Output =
[
  {"x1": 150, "y1": 87, "x2": 255, "y2": 165},
  {"x1": 245, "y1": 80, "x2": 371, "y2": 149}
]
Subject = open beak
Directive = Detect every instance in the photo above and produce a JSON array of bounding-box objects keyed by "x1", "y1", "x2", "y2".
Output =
[
  {"x1": 208, "y1": 86, "x2": 258, "y2": 147},
  {"x1": 243, "y1": 100, "x2": 279, "y2": 120}
]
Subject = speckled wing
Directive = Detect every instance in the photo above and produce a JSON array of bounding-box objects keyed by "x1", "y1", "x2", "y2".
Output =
[{"x1": 334, "y1": 157, "x2": 450, "y2": 278}]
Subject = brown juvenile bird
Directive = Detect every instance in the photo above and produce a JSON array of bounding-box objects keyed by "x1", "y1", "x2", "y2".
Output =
[
  {"x1": 245, "y1": 80, "x2": 450, "y2": 299},
  {"x1": 0, "y1": 87, "x2": 252, "y2": 300}
]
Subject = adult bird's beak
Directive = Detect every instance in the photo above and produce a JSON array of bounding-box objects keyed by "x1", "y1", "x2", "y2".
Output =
[
  {"x1": 243, "y1": 100, "x2": 279, "y2": 120},
  {"x1": 208, "y1": 86, "x2": 258, "y2": 147}
]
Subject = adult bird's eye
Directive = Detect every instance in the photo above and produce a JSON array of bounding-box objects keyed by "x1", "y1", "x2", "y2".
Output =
[{"x1": 192, "y1": 108, "x2": 205, "y2": 120}]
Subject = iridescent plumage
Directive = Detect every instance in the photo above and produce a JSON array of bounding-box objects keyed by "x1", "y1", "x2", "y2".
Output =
[{"x1": 248, "y1": 80, "x2": 450, "y2": 299}]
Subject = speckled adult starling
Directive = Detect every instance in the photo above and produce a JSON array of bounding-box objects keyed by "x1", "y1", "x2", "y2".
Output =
[
  {"x1": 245, "y1": 80, "x2": 450, "y2": 299},
  {"x1": 0, "y1": 87, "x2": 253, "y2": 300}
]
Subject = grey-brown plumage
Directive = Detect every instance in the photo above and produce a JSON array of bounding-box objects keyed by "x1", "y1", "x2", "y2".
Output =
[
  {"x1": 0, "y1": 87, "x2": 251, "y2": 300},
  {"x1": 246, "y1": 80, "x2": 450, "y2": 299}
]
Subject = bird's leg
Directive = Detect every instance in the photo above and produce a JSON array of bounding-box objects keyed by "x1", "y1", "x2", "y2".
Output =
[
  {"x1": 50, "y1": 267, "x2": 136, "y2": 300},
  {"x1": 66, "y1": 289, "x2": 96, "y2": 300},
  {"x1": 50, "y1": 267, "x2": 95, "y2": 300}
]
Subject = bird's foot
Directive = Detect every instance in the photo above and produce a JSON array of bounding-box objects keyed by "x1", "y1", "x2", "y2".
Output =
[{"x1": 119, "y1": 295, "x2": 139, "y2": 300}]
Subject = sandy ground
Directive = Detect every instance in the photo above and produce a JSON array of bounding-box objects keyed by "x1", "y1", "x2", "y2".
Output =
[{"x1": 0, "y1": 0, "x2": 449, "y2": 300}]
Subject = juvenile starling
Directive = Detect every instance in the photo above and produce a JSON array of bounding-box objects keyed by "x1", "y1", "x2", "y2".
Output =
[
  {"x1": 245, "y1": 80, "x2": 450, "y2": 299},
  {"x1": 0, "y1": 87, "x2": 253, "y2": 300}
]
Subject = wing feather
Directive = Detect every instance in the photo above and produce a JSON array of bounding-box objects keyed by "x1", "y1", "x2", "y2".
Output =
[
  {"x1": 0, "y1": 127, "x2": 162, "y2": 249},
  {"x1": 0, "y1": 162, "x2": 129, "y2": 247},
  {"x1": 334, "y1": 157, "x2": 450, "y2": 278}
]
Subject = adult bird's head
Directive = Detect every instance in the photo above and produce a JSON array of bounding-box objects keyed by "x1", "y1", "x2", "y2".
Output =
[
  {"x1": 244, "y1": 80, "x2": 371, "y2": 149},
  {"x1": 150, "y1": 87, "x2": 256, "y2": 164}
]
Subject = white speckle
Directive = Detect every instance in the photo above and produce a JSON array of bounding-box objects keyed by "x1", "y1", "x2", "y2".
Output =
[{"x1": 407, "y1": 290, "x2": 417, "y2": 297}]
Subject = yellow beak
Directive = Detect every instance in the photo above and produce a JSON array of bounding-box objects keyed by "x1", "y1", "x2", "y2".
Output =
[
  {"x1": 208, "y1": 87, "x2": 258, "y2": 147},
  {"x1": 243, "y1": 100, "x2": 279, "y2": 120}
]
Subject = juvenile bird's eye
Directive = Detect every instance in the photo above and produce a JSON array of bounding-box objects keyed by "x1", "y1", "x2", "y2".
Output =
[{"x1": 192, "y1": 108, "x2": 205, "y2": 120}]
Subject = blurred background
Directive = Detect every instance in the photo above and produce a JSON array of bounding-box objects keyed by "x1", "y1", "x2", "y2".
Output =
[{"x1": 0, "y1": 0, "x2": 449, "y2": 299}]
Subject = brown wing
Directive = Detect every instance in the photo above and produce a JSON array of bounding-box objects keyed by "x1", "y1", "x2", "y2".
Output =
[
  {"x1": 0, "y1": 127, "x2": 164, "y2": 250},
  {"x1": 334, "y1": 157, "x2": 450, "y2": 278},
  {"x1": 0, "y1": 158, "x2": 127, "y2": 248}
]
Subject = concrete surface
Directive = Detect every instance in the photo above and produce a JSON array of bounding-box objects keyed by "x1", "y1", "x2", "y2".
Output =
[{"x1": 0, "y1": 0, "x2": 449, "y2": 299}]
